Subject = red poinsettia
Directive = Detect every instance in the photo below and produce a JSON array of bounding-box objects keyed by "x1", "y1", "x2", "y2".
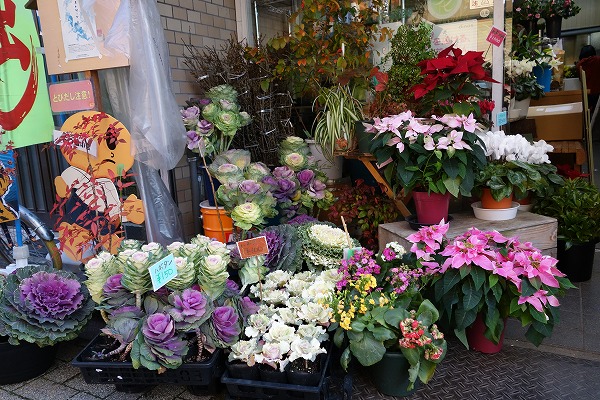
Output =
[{"x1": 412, "y1": 45, "x2": 496, "y2": 100}]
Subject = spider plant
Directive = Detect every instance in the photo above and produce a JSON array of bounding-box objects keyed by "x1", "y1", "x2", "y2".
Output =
[{"x1": 312, "y1": 85, "x2": 363, "y2": 162}]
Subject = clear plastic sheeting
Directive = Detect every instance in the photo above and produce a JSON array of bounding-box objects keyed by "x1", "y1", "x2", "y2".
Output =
[
  {"x1": 98, "y1": 0, "x2": 186, "y2": 245},
  {"x1": 104, "y1": 0, "x2": 131, "y2": 58},
  {"x1": 128, "y1": 0, "x2": 186, "y2": 171}
]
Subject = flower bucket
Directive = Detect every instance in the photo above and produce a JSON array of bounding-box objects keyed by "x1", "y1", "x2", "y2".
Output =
[
  {"x1": 481, "y1": 188, "x2": 513, "y2": 209},
  {"x1": 0, "y1": 338, "x2": 57, "y2": 384},
  {"x1": 557, "y1": 240, "x2": 596, "y2": 282},
  {"x1": 200, "y1": 200, "x2": 233, "y2": 243},
  {"x1": 533, "y1": 66, "x2": 552, "y2": 93},
  {"x1": 412, "y1": 191, "x2": 450, "y2": 225},
  {"x1": 545, "y1": 16, "x2": 562, "y2": 38},
  {"x1": 306, "y1": 140, "x2": 343, "y2": 181},
  {"x1": 514, "y1": 98, "x2": 530, "y2": 118},
  {"x1": 466, "y1": 313, "x2": 506, "y2": 354},
  {"x1": 368, "y1": 351, "x2": 420, "y2": 397},
  {"x1": 356, "y1": 120, "x2": 374, "y2": 154},
  {"x1": 523, "y1": 18, "x2": 539, "y2": 34}
]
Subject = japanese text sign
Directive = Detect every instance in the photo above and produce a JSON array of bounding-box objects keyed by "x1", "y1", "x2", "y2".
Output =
[
  {"x1": 148, "y1": 254, "x2": 178, "y2": 291},
  {"x1": 486, "y1": 27, "x2": 507, "y2": 47},
  {"x1": 236, "y1": 236, "x2": 269, "y2": 259},
  {"x1": 48, "y1": 80, "x2": 95, "y2": 113},
  {"x1": 0, "y1": 0, "x2": 54, "y2": 150}
]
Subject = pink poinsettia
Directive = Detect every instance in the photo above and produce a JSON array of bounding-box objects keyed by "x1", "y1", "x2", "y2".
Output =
[{"x1": 518, "y1": 289, "x2": 560, "y2": 313}]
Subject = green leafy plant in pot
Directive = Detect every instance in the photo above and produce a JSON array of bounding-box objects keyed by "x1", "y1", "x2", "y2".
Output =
[{"x1": 534, "y1": 178, "x2": 600, "y2": 281}]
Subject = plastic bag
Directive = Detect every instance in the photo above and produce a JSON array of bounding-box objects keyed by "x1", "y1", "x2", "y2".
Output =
[{"x1": 104, "y1": 0, "x2": 130, "y2": 58}]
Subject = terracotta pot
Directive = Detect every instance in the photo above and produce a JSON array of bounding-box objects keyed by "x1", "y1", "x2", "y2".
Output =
[{"x1": 480, "y1": 188, "x2": 513, "y2": 209}]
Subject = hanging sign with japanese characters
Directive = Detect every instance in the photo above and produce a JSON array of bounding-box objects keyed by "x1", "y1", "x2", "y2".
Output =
[
  {"x1": 48, "y1": 80, "x2": 95, "y2": 113},
  {"x1": 0, "y1": 0, "x2": 54, "y2": 150}
]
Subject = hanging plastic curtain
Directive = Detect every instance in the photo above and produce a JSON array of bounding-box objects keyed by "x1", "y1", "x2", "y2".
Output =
[{"x1": 99, "y1": 0, "x2": 186, "y2": 244}]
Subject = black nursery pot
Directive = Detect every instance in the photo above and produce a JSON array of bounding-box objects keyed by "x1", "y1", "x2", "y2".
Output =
[
  {"x1": 557, "y1": 240, "x2": 597, "y2": 282},
  {"x1": 0, "y1": 337, "x2": 57, "y2": 384},
  {"x1": 226, "y1": 361, "x2": 260, "y2": 380},
  {"x1": 258, "y1": 364, "x2": 288, "y2": 383}
]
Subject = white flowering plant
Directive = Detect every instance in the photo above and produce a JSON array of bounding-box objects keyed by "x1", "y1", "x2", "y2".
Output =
[
  {"x1": 475, "y1": 131, "x2": 564, "y2": 201},
  {"x1": 297, "y1": 222, "x2": 360, "y2": 271},
  {"x1": 229, "y1": 270, "x2": 337, "y2": 373},
  {"x1": 504, "y1": 58, "x2": 544, "y2": 101}
]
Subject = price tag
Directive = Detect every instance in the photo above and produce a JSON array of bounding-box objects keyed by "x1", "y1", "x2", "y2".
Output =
[
  {"x1": 148, "y1": 254, "x2": 178, "y2": 291},
  {"x1": 236, "y1": 236, "x2": 269, "y2": 259},
  {"x1": 486, "y1": 26, "x2": 507, "y2": 47},
  {"x1": 343, "y1": 247, "x2": 363, "y2": 260},
  {"x1": 497, "y1": 111, "x2": 508, "y2": 127}
]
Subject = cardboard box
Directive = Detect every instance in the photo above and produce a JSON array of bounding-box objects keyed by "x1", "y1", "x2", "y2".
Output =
[
  {"x1": 530, "y1": 90, "x2": 582, "y2": 106},
  {"x1": 527, "y1": 102, "x2": 583, "y2": 141}
]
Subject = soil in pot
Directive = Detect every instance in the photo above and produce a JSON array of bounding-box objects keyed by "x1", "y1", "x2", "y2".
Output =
[{"x1": 286, "y1": 356, "x2": 323, "y2": 386}]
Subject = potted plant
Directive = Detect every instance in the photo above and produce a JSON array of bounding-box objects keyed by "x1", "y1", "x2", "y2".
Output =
[
  {"x1": 408, "y1": 221, "x2": 575, "y2": 352},
  {"x1": 473, "y1": 130, "x2": 563, "y2": 214},
  {"x1": 410, "y1": 44, "x2": 497, "y2": 125},
  {"x1": 540, "y1": 0, "x2": 581, "y2": 38},
  {"x1": 505, "y1": 57, "x2": 545, "y2": 117},
  {"x1": 73, "y1": 237, "x2": 258, "y2": 393},
  {"x1": 368, "y1": 112, "x2": 488, "y2": 224},
  {"x1": 513, "y1": 0, "x2": 543, "y2": 33},
  {"x1": 0, "y1": 265, "x2": 95, "y2": 383},
  {"x1": 329, "y1": 245, "x2": 447, "y2": 395},
  {"x1": 222, "y1": 269, "x2": 334, "y2": 395},
  {"x1": 535, "y1": 178, "x2": 600, "y2": 282},
  {"x1": 297, "y1": 221, "x2": 360, "y2": 272},
  {"x1": 325, "y1": 179, "x2": 401, "y2": 251},
  {"x1": 312, "y1": 84, "x2": 364, "y2": 161}
]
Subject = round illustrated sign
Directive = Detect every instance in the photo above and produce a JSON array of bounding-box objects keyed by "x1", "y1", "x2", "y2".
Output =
[{"x1": 427, "y1": 0, "x2": 462, "y2": 20}]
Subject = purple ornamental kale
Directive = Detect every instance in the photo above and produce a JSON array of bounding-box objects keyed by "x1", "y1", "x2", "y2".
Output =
[
  {"x1": 168, "y1": 289, "x2": 210, "y2": 330},
  {"x1": 212, "y1": 306, "x2": 241, "y2": 344},
  {"x1": 288, "y1": 214, "x2": 318, "y2": 225},
  {"x1": 226, "y1": 279, "x2": 240, "y2": 291},
  {"x1": 272, "y1": 166, "x2": 295, "y2": 179},
  {"x1": 135, "y1": 312, "x2": 188, "y2": 370},
  {"x1": 239, "y1": 179, "x2": 262, "y2": 195},
  {"x1": 308, "y1": 179, "x2": 327, "y2": 199},
  {"x1": 181, "y1": 106, "x2": 200, "y2": 120},
  {"x1": 240, "y1": 296, "x2": 259, "y2": 318},
  {"x1": 297, "y1": 169, "x2": 315, "y2": 188},
  {"x1": 197, "y1": 120, "x2": 214, "y2": 134},
  {"x1": 20, "y1": 271, "x2": 83, "y2": 320},
  {"x1": 102, "y1": 274, "x2": 135, "y2": 308},
  {"x1": 273, "y1": 179, "x2": 297, "y2": 201},
  {"x1": 264, "y1": 229, "x2": 284, "y2": 268}
]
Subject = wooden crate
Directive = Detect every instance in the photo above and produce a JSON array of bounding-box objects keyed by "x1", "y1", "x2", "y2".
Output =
[{"x1": 379, "y1": 211, "x2": 557, "y2": 257}]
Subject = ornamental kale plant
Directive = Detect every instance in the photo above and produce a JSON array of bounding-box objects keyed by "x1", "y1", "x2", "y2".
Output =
[
  {"x1": 84, "y1": 235, "x2": 256, "y2": 371},
  {"x1": 183, "y1": 84, "x2": 252, "y2": 157},
  {"x1": 297, "y1": 222, "x2": 360, "y2": 271},
  {"x1": 0, "y1": 265, "x2": 95, "y2": 346}
]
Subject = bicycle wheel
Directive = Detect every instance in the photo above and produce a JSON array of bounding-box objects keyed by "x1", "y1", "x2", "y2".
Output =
[{"x1": 0, "y1": 211, "x2": 62, "y2": 270}]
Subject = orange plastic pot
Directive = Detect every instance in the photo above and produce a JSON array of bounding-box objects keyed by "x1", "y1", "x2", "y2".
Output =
[
  {"x1": 200, "y1": 201, "x2": 233, "y2": 243},
  {"x1": 480, "y1": 188, "x2": 513, "y2": 209}
]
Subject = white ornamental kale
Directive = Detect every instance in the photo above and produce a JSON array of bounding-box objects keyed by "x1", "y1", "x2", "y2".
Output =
[
  {"x1": 262, "y1": 321, "x2": 297, "y2": 343},
  {"x1": 228, "y1": 339, "x2": 260, "y2": 364},
  {"x1": 298, "y1": 302, "x2": 331, "y2": 325},
  {"x1": 296, "y1": 324, "x2": 329, "y2": 342},
  {"x1": 298, "y1": 222, "x2": 360, "y2": 271},
  {"x1": 245, "y1": 313, "x2": 272, "y2": 338},
  {"x1": 275, "y1": 308, "x2": 301, "y2": 325},
  {"x1": 288, "y1": 337, "x2": 327, "y2": 362},
  {"x1": 255, "y1": 342, "x2": 290, "y2": 372}
]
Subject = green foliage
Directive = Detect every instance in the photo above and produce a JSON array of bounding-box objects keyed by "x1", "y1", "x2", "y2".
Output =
[
  {"x1": 535, "y1": 178, "x2": 600, "y2": 247},
  {"x1": 384, "y1": 23, "x2": 437, "y2": 105}
]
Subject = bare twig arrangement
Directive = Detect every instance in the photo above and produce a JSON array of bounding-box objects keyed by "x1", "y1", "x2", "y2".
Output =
[{"x1": 183, "y1": 36, "x2": 293, "y2": 165}]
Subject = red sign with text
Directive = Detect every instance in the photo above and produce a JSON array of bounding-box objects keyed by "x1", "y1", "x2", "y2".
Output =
[
  {"x1": 48, "y1": 80, "x2": 95, "y2": 113},
  {"x1": 486, "y1": 27, "x2": 507, "y2": 47}
]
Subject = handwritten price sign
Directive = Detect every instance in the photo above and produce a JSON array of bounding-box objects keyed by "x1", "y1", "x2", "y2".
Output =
[
  {"x1": 486, "y1": 27, "x2": 507, "y2": 47},
  {"x1": 236, "y1": 236, "x2": 269, "y2": 259},
  {"x1": 148, "y1": 254, "x2": 178, "y2": 291}
]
